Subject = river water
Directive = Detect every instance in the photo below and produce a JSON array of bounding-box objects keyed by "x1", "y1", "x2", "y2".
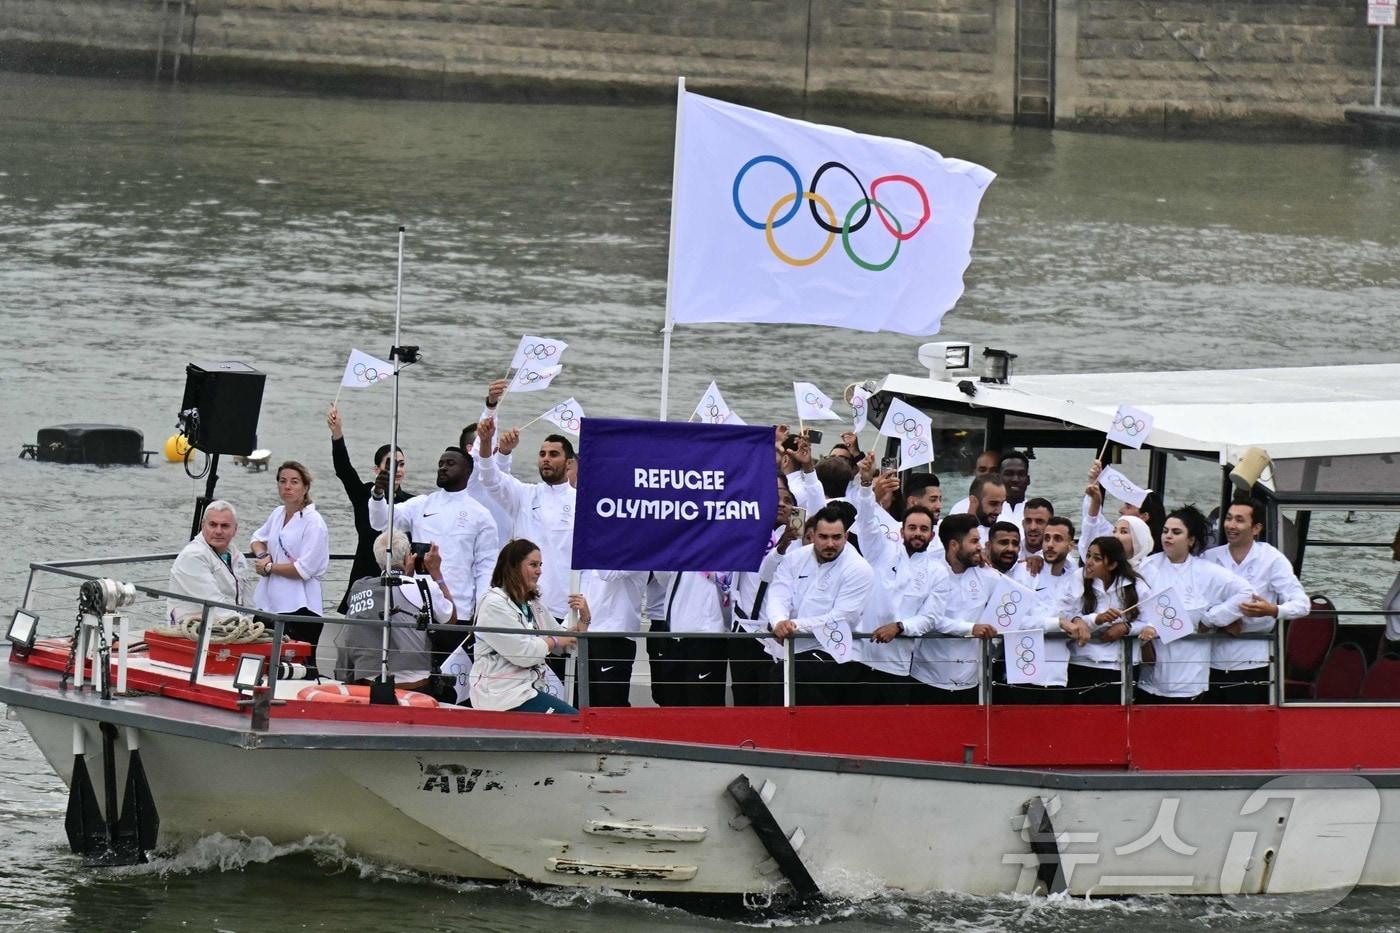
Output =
[{"x1": 1, "y1": 72, "x2": 1399, "y2": 931}]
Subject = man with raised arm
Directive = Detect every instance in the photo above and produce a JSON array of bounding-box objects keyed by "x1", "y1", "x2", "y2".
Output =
[
  {"x1": 860, "y1": 459, "x2": 952, "y2": 704},
  {"x1": 369, "y1": 447, "x2": 497, "y2": 653},
  {"x1": 1204, "y1": 494, "x2": 1309, "y2": 704},
  {"x1": 765, "y1": 504, "x2": 875, "y2": 706},
  {"x1": 906, "y1": 513, "x2": 999, "y2": 703},
  {"x1": 327, "y1": 404, "x2": 411, "y2": 613},
  {"x1": 460, "y1": 378, "x2": 515, "y2": 545},
  {"x1": 474, "y1": 416, "x2": 576, "y2": 624},
  {"x1": 167, "y1": 500, "x2": 253, "y2": 625}
]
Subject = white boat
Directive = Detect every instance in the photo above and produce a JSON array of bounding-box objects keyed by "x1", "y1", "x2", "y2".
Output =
[{"x1": 4, "y1": 355, "x2": 1400, "y2": 903}]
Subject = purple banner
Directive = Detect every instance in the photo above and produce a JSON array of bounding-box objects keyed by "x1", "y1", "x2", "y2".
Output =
[{"x1": 572, "y1": 418, "x2": 778, "y2": 572}]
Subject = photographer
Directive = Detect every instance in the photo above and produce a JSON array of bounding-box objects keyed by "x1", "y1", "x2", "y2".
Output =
[{"x1": 333, "y1": 531, "x2": 454, "y2": 691}]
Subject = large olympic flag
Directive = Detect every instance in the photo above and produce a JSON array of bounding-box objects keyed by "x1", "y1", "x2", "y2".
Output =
[
  {"x1": 572, "y1": 418, "x2": 778, "y2": 572},
  {"x1": 669, "y1": 90, "x2": 996, "y2": 335}
]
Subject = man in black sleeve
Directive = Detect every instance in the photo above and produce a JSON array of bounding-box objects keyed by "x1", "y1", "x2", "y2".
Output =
[{"x1": 327, "y1": 403, "x2": 411, "y2": 613}]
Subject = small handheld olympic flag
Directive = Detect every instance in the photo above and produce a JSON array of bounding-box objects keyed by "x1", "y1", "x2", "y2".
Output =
[
  {"x1": 509, "y1": 363, "x2": 562, "y2": 394},
  {"x1": 1106, "y1": 404, "x2": 1154, "y2": 450},
  {"x1": 1004, "y1": 629, "x2": 1049, "y2": 686},
  {"x1": 850, "y1": 386, "x2": 872, "y2": 433},
  {"x1": 340, "y1": 349, "x2": 393, "y2": 389},
  {"x1": 794, "y1": 382, "x2": 842, "y2": 422},
  {"x1": 977, "y1": 574, "x2": 1039, "y2": 632},
  {"x1": 511, "y1": 335, "x2": 568, "y2": 371},
  {"x1": 812, "y1": 615, "x2": 856, "y2": 664},
  {"x1": 1099, "y1": 465, "x2": 1150, "y2": 508},
  {"x1": 541, "y1": 397, "x2": 586, "y2": 435},
  {"x1": 1139, "y1": 585, "x2": 1193, "y2": 645},
  {"x1": 878, "y1": 397, "x2": 934, "y2": 472},
  {"x1": 692, "y1": 381, "x2": 738, "y2": 425}
]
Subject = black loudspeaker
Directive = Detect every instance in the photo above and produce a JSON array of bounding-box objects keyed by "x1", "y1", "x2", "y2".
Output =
[{"x1": 179, "y1": 362, "x2": 266, "y2": 455}]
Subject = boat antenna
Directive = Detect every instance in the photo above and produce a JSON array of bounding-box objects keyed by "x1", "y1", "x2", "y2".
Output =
[{"x1": 372, "y1": 226, "x2": 418, "y2": 704}]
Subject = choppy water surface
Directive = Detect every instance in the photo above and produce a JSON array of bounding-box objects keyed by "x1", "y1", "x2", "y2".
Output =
[{"x1": 1, "y1": 73, "x2": 1398, "y2": 931}]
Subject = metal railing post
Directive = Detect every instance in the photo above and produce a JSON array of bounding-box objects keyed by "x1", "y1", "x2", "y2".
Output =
[
  {"x1": 575, "y1": 633, "x2": 591, "y2": 710},
  {"x1": 1120, "y1": 639, "x2": 1133, "y2": 706},
  {"x1": 783, "y1": 637, "x2": 796, "y2": 707},
  {"x1": 188, "y1": 604, "x2": 212, "y2": 686},
  {"x1": 978, "y1": 637, "x2": 991, "y2": 705}
]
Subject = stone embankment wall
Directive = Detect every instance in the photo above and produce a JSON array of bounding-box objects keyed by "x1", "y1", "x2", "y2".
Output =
[
  {"x1": 0, "y1": 0, "x2": 1396, "y2": 133},
  {"x1": 1058, "y1": 0, "x2": 1400, "y2": 130}
]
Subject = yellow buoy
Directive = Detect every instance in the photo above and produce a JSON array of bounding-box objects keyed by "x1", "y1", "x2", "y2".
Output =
[{"x1": 163, "y1": 434, "x2": 192, "y2": 462}]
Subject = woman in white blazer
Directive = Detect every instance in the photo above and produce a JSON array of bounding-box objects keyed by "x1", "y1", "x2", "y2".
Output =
[{"x1": 470, "y1": 538, "x2": 590, "y2": 713}]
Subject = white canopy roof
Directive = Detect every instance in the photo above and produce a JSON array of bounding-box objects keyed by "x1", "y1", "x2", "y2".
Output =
[{"x1": 876, "y1": 363, "x2": 1400, "y2": 464}]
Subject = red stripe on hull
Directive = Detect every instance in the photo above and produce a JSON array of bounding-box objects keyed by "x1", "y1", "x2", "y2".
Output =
[{"x1": 15, "y1": 647, "x2": 1400, "y2": 772}]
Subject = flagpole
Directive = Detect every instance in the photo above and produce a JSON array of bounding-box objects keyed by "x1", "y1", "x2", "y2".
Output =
[
  {"x1": 380, "y1": 225, "x2": 406, "y2": 689},
  {"x1": 658, "y1": 75, "x2": 686, "y2": 422}
]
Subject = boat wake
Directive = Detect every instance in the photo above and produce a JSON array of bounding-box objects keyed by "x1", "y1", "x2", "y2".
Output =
[{"x1": 108, "y1": 832, "x2": 355, "y2": 878}]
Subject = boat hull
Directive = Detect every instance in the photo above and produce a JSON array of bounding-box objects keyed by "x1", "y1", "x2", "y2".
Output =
[{"x1": 10, "y1": 701, "x2": 1397, "y2": 898}]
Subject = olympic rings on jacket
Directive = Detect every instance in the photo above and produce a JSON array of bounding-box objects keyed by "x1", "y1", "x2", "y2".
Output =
[{"x1": 733, "y1": 155, "x2": 932, "y2": 271}]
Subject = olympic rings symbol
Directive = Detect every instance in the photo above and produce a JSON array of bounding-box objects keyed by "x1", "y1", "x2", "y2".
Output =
[
  {"x1": 879, "y1": 523, "x2": 900, "y2": 543},
  {"x1": 732, "y1": 155, "x2": 932, "y2": 271},
  {"x1": 820, "y1": 620, "x2": 849, "y2": 658},
  {"x1": 519, "y1": 368, "x2": 548, "y2": 384},
  {"x1": 891, "y1": 413, "x2": 925, "y2": 439},
  {"x1": 523, "y1": 343, "x2": 559, "y2": 361},
  {"x1": 994, "y1": 590, "x2": 1024, "y2": 629},
  {"x1": 1016, "y1": 635, "x2": 1038, "y2": 678},
  {"x1": 803, "y1": 392, "x2": 822, "y2": 406},
  {"x1": 352, "y1": 363, "x2": 384, "y2": 384},
  {"x1": 1113, "y1": 413, "x2": 1148, "y2": 437},
  {"x1": 851, "y1": 395, "x2": 867, "y2": 415},
  {"x1": 1155, "y1": 594, "x2": 1183, "y2": 631},
  {"x1": 1108, "y1": 477, "x2": 1137, "y2": 495},
  {"x1": 702, "y1": 395, "x2": 726, "y2": 424},
  {"x1": 552, "y1": 407, "x2": 581, "y2": 433}
]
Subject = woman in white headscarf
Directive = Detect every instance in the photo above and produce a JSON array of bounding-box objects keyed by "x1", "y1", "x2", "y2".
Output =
[{"x1": 1114, "y1": 515, "x2": 1155, "y2": 570}]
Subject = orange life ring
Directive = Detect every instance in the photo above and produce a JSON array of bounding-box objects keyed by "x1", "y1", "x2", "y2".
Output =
[{"x1": 296, "y1": 683, "x2": 439, "y2": 708}]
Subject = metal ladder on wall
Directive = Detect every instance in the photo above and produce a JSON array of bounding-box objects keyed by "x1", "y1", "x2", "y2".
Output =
[
  {"x1": 154, "y1": 0, "x2": 195, "y2": 83},
  {"x1": 1015, "y1": 0, "x2": 1054, "y2": 126}
]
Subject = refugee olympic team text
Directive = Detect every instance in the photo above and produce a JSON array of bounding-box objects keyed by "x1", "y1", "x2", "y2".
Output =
[{"x1": 594, "y1": 468, "x2": 761, "y2": 521}]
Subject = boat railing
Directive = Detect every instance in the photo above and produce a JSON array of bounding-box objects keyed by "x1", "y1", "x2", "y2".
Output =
[{"x1": 13, "y1": 556, "x2": 1388, "y2": 715}]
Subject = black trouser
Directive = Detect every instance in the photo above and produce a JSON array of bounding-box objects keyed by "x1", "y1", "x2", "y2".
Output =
[
  {"x1": 1208, "y1": 666, "x2": 1271, "y2": 705},
  {"x1": 792, "y1": 650, "x2": 861, "y2": 706},
  {"x1": 1067, "y1": 664, "x2": 1122, "y2": 704},
  {"x1": 584, "y1": 636, "x2": 638, "y2": 707},
  {"x1": 646, "y1": 619, "x2": 686, "y2": 706},
  {"x1": 907, "y1": 682, "x2": 978, "y2": 704},
  {"x1": 281, "y1": 606, "x2": 323, "y2": 649},
  {"x1": 853, "y1": 667, "x2": 916, "y2": 705},
  {"x1": 728, "y1": 632, "x2": 780, "y2": 706},
  {"x1": 1134, "y1": 686, "x2": 1203, "y2": 705},
  {"x1": 672, "y1": 636, "x2": 729, "y2": 706}
]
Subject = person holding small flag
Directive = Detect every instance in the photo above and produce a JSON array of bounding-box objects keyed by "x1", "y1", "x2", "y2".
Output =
[
  {"x1": 1070, "y1": 536, "x2": 1147, "y2": 704},
  {"x1": 474, "y1": 416, "x2": 577, "y2": 626},
  {"x1": 1135, "y1": 506, "x2": 1252, "y2": 703},
  {"x1": 370, "y1": 446, "x2": 498, "y2": 664},
  {"x1": 327, "y1": 403, "x2": 411, "y2": 614},
  {"x1": 765, "y1": 504, "x2": 875, "y2": 706}
]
